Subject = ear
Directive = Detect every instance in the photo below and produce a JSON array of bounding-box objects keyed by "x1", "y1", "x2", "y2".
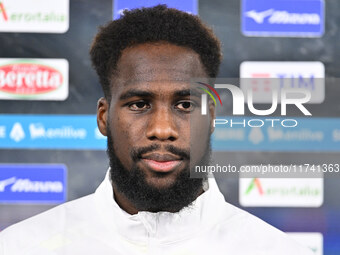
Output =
[
  {"x1": 97, "y1": 97, "x2": 109, "y2": 136},
  {"x1": 209, "y1": 100, "x2": 216, "y2": 135}
]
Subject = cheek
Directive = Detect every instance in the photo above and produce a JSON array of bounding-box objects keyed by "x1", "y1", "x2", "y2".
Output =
[
  {"x1": 190, "y1": 111, "x2": 211, "y2": 137},
  {"x1": 110, "y1": 108, "x2": 147, "y2": 152},
  {"x1": 189, "y1": 113, "x2": 211, "y2": 160}
]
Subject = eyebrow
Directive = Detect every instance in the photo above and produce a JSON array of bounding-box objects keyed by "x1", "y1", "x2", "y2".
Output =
[
  {"x1": 119, "y1": 88, "x2": 202, "y2": 101},
  {"x1": 119, "y1": 90, "x2": 155, "y2": 100},
  {"x1": 174, "y1": 89, "x2": 201, "y2": 98}
]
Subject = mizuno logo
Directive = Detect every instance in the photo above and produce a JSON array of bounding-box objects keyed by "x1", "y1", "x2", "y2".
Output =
[
  {"x1": 0, "y1": 177, "x2": 63, "y2": 193},
  {"x1": 0, "y1": 177, "x2": 16, "y2": 192},
  {"x1": 245, "y1": 9, "x2": 274, "y2": 24},
  {"x1": 246, "y1": 9, "x2": 321, "y2": 25}
]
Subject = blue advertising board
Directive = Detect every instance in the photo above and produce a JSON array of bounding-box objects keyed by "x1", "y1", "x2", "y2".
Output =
[
  {"x1": 1, "y1": 115, "x2": 340, "y2": 151},
  {"x1": 0, "y1": 114, "x2": 106, "y2": 150},
  {"x1": 242, "y1": 0, "x2": 324, "y2": 37},
  {"x1": 0, "y1": 164, "x2": 67, "y2": 204},
  {"x1": 212, "y1": 117, "x2": 340, "y2": 152},
  {"x1": 113, "y1": 0, "x2": 198, "y2": 19}
]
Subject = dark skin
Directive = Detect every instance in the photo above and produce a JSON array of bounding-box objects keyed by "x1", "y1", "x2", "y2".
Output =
[{"x1": 97, "y1": 42, "x2": 215, "y2": 214}]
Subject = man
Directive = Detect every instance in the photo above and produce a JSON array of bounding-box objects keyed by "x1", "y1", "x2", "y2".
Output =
[{"x1": 0, "y1": 5, "x2": 313, "y2": 254}]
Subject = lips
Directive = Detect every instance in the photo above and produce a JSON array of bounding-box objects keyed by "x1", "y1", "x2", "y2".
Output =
[{"x1": 140, "y1": 153, "x2": 182, "y2": 173}]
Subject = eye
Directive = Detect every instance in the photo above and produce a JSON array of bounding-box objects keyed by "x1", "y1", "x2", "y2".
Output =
[
  {"x1": 175, "y1": 101, "x2": 195, "y2": 112},
  {"x1": 128, "y1": 101, "x2": 151, "y2": 111}
]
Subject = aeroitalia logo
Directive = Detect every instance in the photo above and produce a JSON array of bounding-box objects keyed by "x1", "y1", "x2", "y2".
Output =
[
  {"x1": 245, "y1": 178, "x2": 264, "y2": 195},
  {"x1": 0, "y1": 0, "x2": 69, "y2": 33},
  {"x1": 239, "y1": 177, "x2": 323, "y2": 207},
  {"x1": 0, "y1": 1, "x2": 8, "y2": 21}
]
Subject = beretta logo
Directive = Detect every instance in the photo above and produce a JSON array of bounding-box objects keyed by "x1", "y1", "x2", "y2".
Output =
[
  {"x1": 0, "y1": 63, "x2": 62, "y2": 94},
  {"x1": 0, "y1": 59, "x2": 68, "y2": 101}
]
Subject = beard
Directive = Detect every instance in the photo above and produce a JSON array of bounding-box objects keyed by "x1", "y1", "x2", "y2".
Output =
[{"x1": 107, "y1": 129, "x2": 211, "y2": 213}]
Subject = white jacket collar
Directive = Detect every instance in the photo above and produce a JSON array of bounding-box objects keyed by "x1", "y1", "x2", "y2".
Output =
[{"x1": 94, "y1": 169, "x2": 227, "y2": 244}]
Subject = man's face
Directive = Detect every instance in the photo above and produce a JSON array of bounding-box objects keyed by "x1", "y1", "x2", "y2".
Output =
[{"x1": 97, "y1": 42, "x2": 215, "y2": 212}]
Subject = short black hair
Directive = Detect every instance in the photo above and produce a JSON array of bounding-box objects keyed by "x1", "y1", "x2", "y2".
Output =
[{"x1": 90, "y1": 4, "x2": 222, "y2": 100}]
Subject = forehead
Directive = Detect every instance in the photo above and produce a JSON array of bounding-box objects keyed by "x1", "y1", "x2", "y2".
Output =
[{"x1": 112, "y1": 42, "x2": 207, "y2": 92}]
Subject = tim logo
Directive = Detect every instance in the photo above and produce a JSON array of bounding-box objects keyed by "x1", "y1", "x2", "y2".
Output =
[
  {"x1": 250, "y1": 73, "x2": 316, "y2": 92},
  {"x1": 0, "y1": 1, "x2": 7, "y2": 21},
  {"x1": 240, "y1": 62, "x2": 325, "y2": 104},
  {"x1": 245, "y1": 178, "x2": 264, "y2": 195}
]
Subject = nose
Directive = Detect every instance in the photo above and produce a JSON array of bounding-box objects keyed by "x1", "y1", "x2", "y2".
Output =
[{"x1": 146, "y1": 106, "x2": 179, "y2": 142}]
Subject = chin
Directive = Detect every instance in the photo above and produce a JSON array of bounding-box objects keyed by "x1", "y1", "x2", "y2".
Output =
[{"x1": 145, "y1": 174, "x2": 179, "y2": 190}]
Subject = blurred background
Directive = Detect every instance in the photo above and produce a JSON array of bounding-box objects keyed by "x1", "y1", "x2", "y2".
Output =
[{"x1": 0, "y1": 0, "x2": 339, "y2": 254}]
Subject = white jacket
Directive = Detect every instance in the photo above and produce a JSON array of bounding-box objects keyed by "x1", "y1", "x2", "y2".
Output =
[{"x1": 0, "y1": 169, "x2": 314, "y2": 255}]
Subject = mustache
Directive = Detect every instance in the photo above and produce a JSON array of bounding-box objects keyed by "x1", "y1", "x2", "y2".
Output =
[{"x1": 131, "y1": 144, "x2": 190, "y2": 162}]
